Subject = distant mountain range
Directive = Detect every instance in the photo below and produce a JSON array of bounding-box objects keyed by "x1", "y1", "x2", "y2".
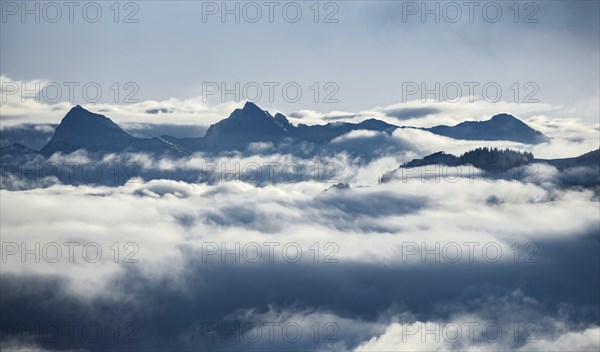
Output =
[
  {"x1": 16, "y1": 102, "x2": 549, "y2": 157},
  {"x1": 34, "y1": 103, "x2": 400, "y2": 156},
  {"x1": 1, "y1": 102, "x2": 598, "y2": 189}
]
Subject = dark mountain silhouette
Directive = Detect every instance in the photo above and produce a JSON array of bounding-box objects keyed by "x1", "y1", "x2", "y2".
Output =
[
  {"x1": 273, "y1": 113, "x2": 294, "y2": 131},
  {"x1": 36, "y1": 104, "x2": 550, "y2": 157},
  {"x1": 380, "y1": 147, "x2": 599, "y2": 185},
  {"x1": 292, "y1": 118, "x2": 397, "y2": 144},
  {"x1": 202, "y1": 102, "x2": 291, "y2": 151},
  {"x1": 426, "y1": 113, "x2": 548, "y2": 144},
  {"x1": 537, "y1": 148, "x2": 600, "y2": 169},
  {"x1": 0, "y1": 143, "x2": 39, "y2": 164},
  {"x1": 402, "y1": 147, "x2": 534, "y2": 171},
  {"x1": 0, "y1": 123, "x2": 57, "y2": 150},
  {"x1": 400, "y1": 151, "x2": 459, "y2": 168},
  {"x1": 156, "y1": 102, "x2": 398, "y2": 152},
  {"x1": 0, "y1": 142, "x2": 37, "y2": 156},
  {"x1": 1, "y1": 103, "x2": 595, "y2": 190},
  {"x1": 40, "y1": 105, "x2": 187, "y2": 157}
]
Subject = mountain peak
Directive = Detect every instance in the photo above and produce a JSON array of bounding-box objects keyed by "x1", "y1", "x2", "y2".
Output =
[
  {"x1": 488, "y1": 113, "x2": 529, "y2": 127},
  {"x1": 273, "y1": 113, "x2": 293, "y2": 130},
  {"x1": 490, "y1": 113, "x2": 521, "y2": 123},
  {"x1": 40, "y1": 106, "x2": 188, "y2": 157},
  {"x1": 40, "y1": 106, "x2": 133, "y2": 156},
  {"x1": 229, "y1": 101, "x2": 273, "y2": 122},
  {"x1": 58, "y1": 105, "x2": 124, "y2": 132},
  {"x1": 68, "y1": 104, "x2": 89, "y2": 114},
  {"x1": 241, "y1": 101, "x2": 263, "y2": 113},
  {"x1": 273, "y1": 112, "x2": 287, "y2": 121},
  {"x1": 426, "y1": 113, "x2": 547, "y2": 144},
  {"x1": 201, "y1": 101, "x2": 288, "y2": 150}
]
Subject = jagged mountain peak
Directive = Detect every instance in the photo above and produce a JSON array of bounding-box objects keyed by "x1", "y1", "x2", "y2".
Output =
[
  {"x1": 273, "y1": 112, "x2": 288, "y2": 122},
  {"x1": 226, "y1": 101, "x2": 274, "y2": 121},
  {"x1": 201, "y1": 102, "x2": 288, "y2": 150},
  {"x1": 273, "y1": 113, "x2": 293, "y2": 130},
  {"x1": 40, "y1": 105, "x2": 185, "y2": 157},
  {"x1": 59, "y1": 105, "x2": 125, "y2": 131},
  {"x1": 40, "y1": 106, "x2": 132, "y2": 156},
  {"x1": 241, "y1": 101, "x2": 263, "y2": 112}
]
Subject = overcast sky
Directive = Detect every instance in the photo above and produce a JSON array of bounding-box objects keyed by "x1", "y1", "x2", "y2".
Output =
[{"x1": 1, "y1": 1, "x2": 599, "y2": 123}]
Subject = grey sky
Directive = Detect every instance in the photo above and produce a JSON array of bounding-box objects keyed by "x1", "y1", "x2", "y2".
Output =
[{"x1": 1, "y1": 0, "x2": 599, "y2": 122}]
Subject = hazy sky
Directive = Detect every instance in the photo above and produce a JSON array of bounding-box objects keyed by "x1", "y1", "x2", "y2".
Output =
[{"x1": 1, "y1": 1, "x2": 599, "y2": 122}]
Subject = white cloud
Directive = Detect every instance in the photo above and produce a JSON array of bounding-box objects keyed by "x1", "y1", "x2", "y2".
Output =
[{"x1": 1, "y1": 169, "x2": 597, "y2": 298}]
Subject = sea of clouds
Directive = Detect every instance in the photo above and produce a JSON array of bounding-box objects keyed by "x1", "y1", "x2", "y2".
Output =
[{"x1": 1, "y1": 77, "x2": 599, "y2": 351}]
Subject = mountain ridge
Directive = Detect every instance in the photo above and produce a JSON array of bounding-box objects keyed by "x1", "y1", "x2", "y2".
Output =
[
  {"x1": 425, "y1": 113, "x2": 548, "y2": 144},
  {"x1": 380, "y1": 147, "x2": 600, "y2": 184},
  {"x1": 35, "y1": 103, "x2": 549, "y2": 157},
  {"x1": 40, "y1": 105, "x2": 186, "y2": 157}
]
